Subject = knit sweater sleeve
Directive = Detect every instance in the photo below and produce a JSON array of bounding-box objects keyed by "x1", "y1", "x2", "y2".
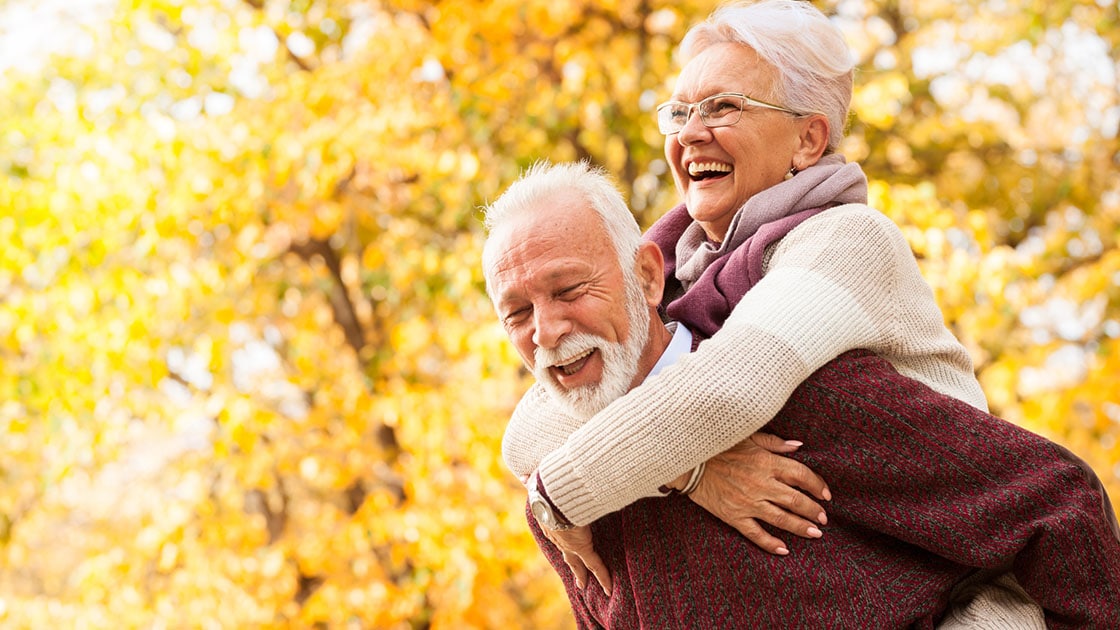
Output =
[
  {"x1": 501, "y1": 382, "x2": 590, "y2": 482},
  {"x1": 537, "y1": 204, "x2": 966, "y2": 525}
]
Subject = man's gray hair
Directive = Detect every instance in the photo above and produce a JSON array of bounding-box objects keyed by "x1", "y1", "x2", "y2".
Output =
[
  {"x1": 679, "y1": 0, "x2": 855, "y2": 152},
  {"x1": 481, "y1": 160, "x2": 643, "y2": 295}
]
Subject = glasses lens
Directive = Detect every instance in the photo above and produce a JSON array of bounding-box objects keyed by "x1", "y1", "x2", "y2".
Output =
[
  {"x1": 657, "y1": 103, "x2": 690, "y2": 134},
  {"x1": 700, "y1": 95, "x2": 744, "y2": 127}
]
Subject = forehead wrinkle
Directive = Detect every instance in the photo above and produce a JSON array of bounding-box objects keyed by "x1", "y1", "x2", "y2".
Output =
[
  {"x1": 487, "y1": 192, "x2": 622, "y2": 309},
  {"x1": 491, "y1": 231, "x2": 598, "y2": 307}
]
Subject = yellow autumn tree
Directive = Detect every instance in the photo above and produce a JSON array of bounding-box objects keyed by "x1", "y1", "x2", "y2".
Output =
[{"x1": 0, "y1": 0, "x2": 1116, "y2": 627}]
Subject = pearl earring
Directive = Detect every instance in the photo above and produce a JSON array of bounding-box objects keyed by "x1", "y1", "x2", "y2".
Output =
[{"x1": 784, "y1": 165, "x2": 798, "y2": 181}]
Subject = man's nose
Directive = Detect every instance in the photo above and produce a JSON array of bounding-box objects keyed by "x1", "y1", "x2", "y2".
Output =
[{"x1": 531, "y1": 303, "x2": 571, "y2": 349}]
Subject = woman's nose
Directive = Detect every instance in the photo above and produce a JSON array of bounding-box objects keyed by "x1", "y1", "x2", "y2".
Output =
[{"x1": 675, "y1": 109, "x2": 712, "y2": 146}]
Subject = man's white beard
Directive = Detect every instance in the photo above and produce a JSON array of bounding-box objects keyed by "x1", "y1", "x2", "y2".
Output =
[{"x1": 533, "y1": 278, "x2": 650, "y2": 420}]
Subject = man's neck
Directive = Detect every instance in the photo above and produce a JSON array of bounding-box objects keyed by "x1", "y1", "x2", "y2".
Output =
[{"x1": 630, "y1": 321, "x2": 681, "y2": 388}]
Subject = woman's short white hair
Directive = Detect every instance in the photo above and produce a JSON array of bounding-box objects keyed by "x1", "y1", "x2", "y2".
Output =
[
  {"x1": 679, "y1": 0, "x2": 855, "y2": 152},
  {"x1": 481, "y1": 160, "x2": 643, "y2": 295}
]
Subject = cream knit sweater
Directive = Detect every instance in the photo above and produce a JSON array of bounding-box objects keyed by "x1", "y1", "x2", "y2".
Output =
[{"x1": 502, "y1": 204, "x2": 989, "y2": 522}]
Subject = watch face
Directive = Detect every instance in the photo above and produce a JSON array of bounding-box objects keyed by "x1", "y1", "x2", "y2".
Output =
[{"x1": 530, "y1": 499, "x2": 552, "y2": 526}]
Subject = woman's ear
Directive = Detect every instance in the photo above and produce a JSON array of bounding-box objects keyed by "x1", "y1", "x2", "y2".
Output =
[
  {"x1": 634, "y1": 241, "x2": 665, "y2": 307},
  {"x1": 794, "y1": 114, "x2": 830, "y2": 168}
]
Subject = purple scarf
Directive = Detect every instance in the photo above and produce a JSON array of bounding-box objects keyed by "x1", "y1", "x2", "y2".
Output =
[{"x1": 645, "y1": 154, "x2": 868, "y2": 338}]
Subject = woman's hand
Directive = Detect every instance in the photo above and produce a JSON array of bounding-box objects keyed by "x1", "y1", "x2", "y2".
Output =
[
  {"x1": 535, "y1": 431, "x2": 825, "y2": 593},
  {"x1": 686, "y1": 432, "x2": 831, "y2": 555}
]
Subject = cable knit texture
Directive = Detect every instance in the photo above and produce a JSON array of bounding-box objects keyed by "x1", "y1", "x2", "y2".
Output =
[{"x1": 528, "y1": 350, "x2": 1120, "y2": 628}]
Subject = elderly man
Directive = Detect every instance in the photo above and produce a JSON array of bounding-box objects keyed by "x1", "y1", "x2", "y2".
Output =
[{"x1": 482, "y1": 161, "x2": 1120, "y2": 628}]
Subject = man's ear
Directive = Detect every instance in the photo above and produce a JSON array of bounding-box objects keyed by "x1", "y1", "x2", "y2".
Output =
[
  {"x1": 634, "y1": 241, "x2": 665, "y2": 307},
  {"x1": 794, "y1": 114, "x2": 830, "y2": 168}
]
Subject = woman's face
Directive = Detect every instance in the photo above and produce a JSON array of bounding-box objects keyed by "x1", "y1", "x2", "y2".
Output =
[{"x1": 664, "y1": 42, "x2": 806, "y2": 242}]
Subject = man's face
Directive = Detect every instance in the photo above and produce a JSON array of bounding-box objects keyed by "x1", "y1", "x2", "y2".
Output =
[{"x1": 487, "y1": 195, "x2": 651, "y2": 418}]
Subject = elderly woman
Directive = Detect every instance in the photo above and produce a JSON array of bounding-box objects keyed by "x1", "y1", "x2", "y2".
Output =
[{"x1": 496, "y1": 0, "x2": 1120, "y2": 627}]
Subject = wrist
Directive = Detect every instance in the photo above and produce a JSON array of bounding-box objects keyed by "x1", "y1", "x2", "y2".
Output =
[
  {"x1": 665, "y1": 470, "x2": 691, "y2": 492},
  {"x1": 658, "y1": 462, "x2": 706, "y2": 496},
  {"x1": 527, "y1": 470, "x2": 575, "y2": 531}
]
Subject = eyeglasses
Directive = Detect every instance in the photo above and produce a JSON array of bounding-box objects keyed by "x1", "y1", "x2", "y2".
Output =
[{"x1": 655, "y1": 92, "x2": 801, "y2": 135}]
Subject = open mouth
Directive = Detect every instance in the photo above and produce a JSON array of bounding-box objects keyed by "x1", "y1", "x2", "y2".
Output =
[
  {"x1": 688, "y1": 161, "x2": 732, "y2": 182},
  {"x1": 552, "y1": 348, "x2": 596, "y2": 377}
]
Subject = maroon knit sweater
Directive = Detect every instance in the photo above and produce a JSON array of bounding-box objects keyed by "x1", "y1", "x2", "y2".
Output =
[
  {"x1": 528, "y1": 208, "x2": 1120, "y2": 629},
  {"x1": 532, "y1": 349, "x2": 1120, "y2": 628}
]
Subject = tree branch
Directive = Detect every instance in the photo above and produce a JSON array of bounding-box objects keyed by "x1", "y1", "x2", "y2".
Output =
[{"x1": 289, "y1": 238, "x2": 366, "y2": 357}]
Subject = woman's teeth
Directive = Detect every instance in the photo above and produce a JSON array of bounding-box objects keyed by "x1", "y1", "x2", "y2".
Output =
[{"x1": 688, "y1": 162, "x2": 732, "y2": 177}]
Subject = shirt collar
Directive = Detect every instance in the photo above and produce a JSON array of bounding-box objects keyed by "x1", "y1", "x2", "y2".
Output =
[{"x1": 644, "y1": 322, "x2": 693, "y2": 383}]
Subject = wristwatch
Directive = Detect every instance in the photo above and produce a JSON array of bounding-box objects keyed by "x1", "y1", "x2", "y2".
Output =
[{"x1": 527, "y1": 471, "x2": 575, "y2": 531}]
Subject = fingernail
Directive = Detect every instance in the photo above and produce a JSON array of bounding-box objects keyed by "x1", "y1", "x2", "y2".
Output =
[
  {"x1": 576, "y1": 578, "x2": 584, "y2": 590},
  {"x1": 818, "y1": 512, "x2": 827, "y2": 525},
  {"x1": 785, "y1": 440, "x2": 803, "y2": 448},
  {"x1": 823, "y1": 487, "x2": 832, "y2": 501},
  {"x1": 807, "y1": 526, "x2": 823, "y2": 538},
  {"x1": 776, "y1": 547, "x2": 789, "y2": 555}
]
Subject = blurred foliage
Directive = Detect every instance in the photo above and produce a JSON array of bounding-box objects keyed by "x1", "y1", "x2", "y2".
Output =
[{"x1": 0, "y1": 0, "x2": 1117, "y2": 627}]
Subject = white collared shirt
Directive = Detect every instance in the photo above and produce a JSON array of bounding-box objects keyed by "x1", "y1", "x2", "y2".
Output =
[{"x1": 645, "y1": 322, "x2": 693, "y2": 383}]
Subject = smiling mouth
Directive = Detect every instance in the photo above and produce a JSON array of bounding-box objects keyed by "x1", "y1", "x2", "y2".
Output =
[
  {"x1": 553, "y1": 348, "x2": 596, "y2": 376},
  {"x1": 688, "y1": 161, "x2": 732, "y2": 181}
]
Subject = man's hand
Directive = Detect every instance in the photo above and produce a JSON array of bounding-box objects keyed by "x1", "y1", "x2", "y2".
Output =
[
  {"x1": 686, "y1": 432, "x2": 831, "y2": 555},
  {"x1": 539, "y1": 525, "x2": 612, "y2": 596}
]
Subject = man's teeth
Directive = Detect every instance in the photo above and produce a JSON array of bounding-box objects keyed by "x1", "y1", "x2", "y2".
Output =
[
  {"x1": 688, "y1": 162, "x2": 732, "y2": 177},
  {"x1": 557, "y1": 349, "x2": 594, "y2": 375}
]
